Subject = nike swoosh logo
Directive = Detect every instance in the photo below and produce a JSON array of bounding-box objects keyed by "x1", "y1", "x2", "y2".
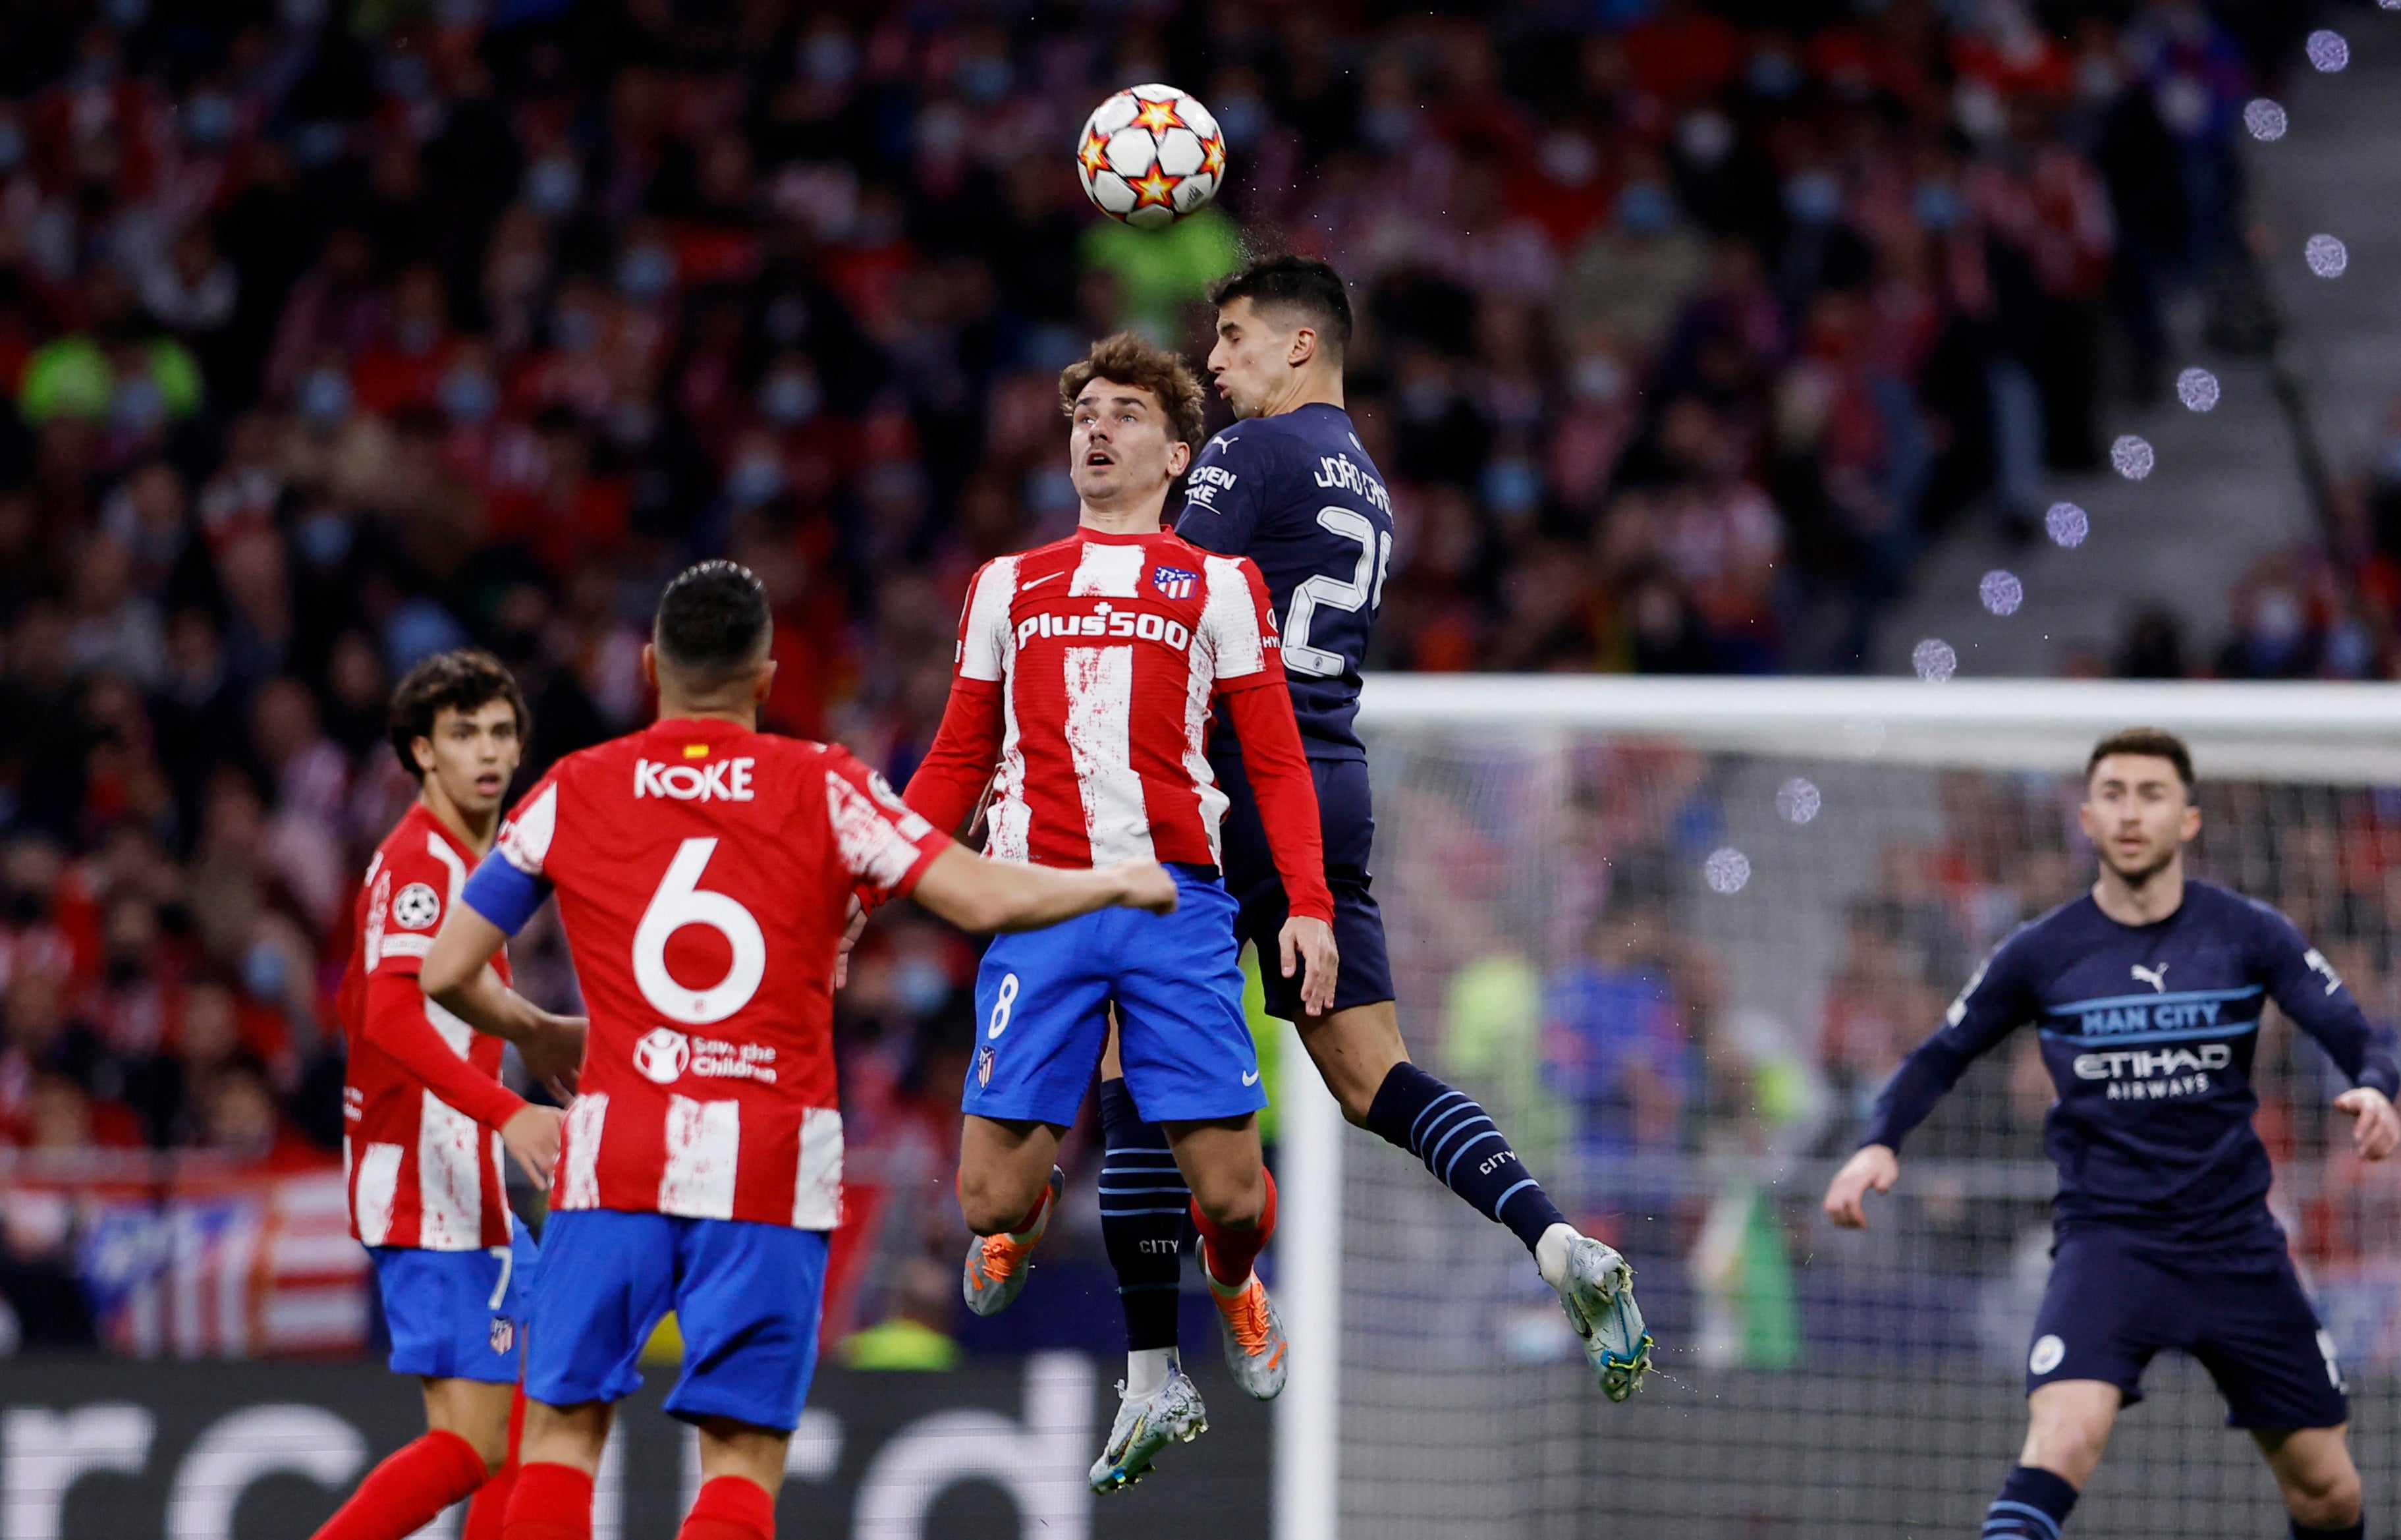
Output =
[
  {"x1": 1019, "y1": 572, "x2": 1064, "y2": 592},
  {"x1": 1241, "y1": 1070, "x2": 1260, "y2": 1086}
]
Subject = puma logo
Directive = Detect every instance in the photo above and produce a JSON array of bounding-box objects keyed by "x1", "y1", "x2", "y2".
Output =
[{"x1": 2132, "y1": 962, "x2": 2170, "y2": 993}]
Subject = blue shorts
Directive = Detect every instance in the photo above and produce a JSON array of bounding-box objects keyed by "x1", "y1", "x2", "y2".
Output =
[
  {"x1": 371, "y1": 1218, "x2": 539, "y2": 1383},
  {"x1": 2028, "y1": 1227, "x2": 2348, "y2": 1430},
  {"x1": 964, "y1": 864, "x2": 1265, "y2": 1127},
  {"x1": 522, "y1": 1209, "x2": 830, "y2": 1432},
  {"x1": 1213, "y1": 746, "x2": 1394, "y2": 1020}
]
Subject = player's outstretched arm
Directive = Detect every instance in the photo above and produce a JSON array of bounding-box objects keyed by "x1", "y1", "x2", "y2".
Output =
[
  {"x1": 910, "y1": 847, "x2": 1178, "y2": 933},
  {"x1": 1822, "y1": 1143, "x2": 1900, "y2": 1228},
  {"x1": 1217, "y1": 607, "x2": 1339, "y2": 1014},
  {"x1": 420, "y1": 902, "x2": 588, "y2": 1092},
  {"x1": 2335, "y1": 1087, "x2": 2401, "y2": 1161}
]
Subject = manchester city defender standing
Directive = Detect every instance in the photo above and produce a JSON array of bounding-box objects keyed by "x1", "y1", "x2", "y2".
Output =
[
  {"x1": 1081, "y1": 256, "x2": 1647, "y2": 1493},
  {"x1": 1823, "y1": 729, "x2": 2401, "y2": 1540}
]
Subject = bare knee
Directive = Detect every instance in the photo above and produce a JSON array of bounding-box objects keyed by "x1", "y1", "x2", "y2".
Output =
[
  {"x1": 519, "y1": 1400, "x2": 610, "y2": 1476},
  {"x1": 1187, "y1": 1163, "x2": 1265, "y2": 1230},
  {"x1": 1299, "y1": 1004, "x2": 1408, "y2": 1126},
  {"x1": 2019, "y1": 1386, "x2": 2117, "y2": 1489},
  {"x1": 2286, "y1": 1468, "x2": 2361, "y2": 1529},
  {"x1": 955, "y1": 1161, "x2": 1044, "y2": 1236},
  {"x1": 2268, "y1": 1435, "x2": 2361, "y2": 1529},
  {"x1": 422, "y1": 1380, "x2": 512, "y2": 1472}
]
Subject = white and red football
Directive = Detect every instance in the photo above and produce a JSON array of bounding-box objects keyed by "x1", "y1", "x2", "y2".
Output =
[{"x1": 1075, "y1": 84, "x2": 1226, "y2": 230}]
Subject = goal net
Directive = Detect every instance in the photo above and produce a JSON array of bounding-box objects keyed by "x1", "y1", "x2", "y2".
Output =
[{"x1": 1273, "y1": 676, "x2": 2401, "y2": 1540}]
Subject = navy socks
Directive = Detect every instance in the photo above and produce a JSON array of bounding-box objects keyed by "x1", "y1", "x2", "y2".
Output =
[
  {"x1": 1097, "y1": 1077, "x2": 1189, "y2": 1352},
  {"x1": 1364, "y1": 1061, "x2": 1566, "y2": 1253},
  {"x1": 1983, "y1": 1465, "x2": 2078, "y2": 1539}
]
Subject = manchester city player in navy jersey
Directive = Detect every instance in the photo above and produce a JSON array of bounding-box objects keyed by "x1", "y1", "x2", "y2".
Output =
[
  {"x1": 1823, "y1": 729, "x2": 2401, "y2": 1540},
  {"x1": 1079, "y1": 256, "x2": 1647, "y2": 1494}
]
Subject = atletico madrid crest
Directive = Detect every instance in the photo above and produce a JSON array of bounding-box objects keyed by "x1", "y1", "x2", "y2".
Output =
[
  {"x1": 1152, "y1": 565, "x2": 1198, "y2": 599},
  {"x1": 978, "y1": 1046, "x2": 995, "y2": 1087},
  {"x1": 490, "y1": 1317, "x2": 515, "y2": 1354}
]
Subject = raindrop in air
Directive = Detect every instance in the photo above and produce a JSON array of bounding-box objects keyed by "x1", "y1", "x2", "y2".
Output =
[
  {"x1": 2111, "y1": 435, "x2": 2155, "y2": 480},
  {"x1": 2176, "y1": 368, "x2": 2220, "y2": 412},
  {"x1": 1776, "y1": 779, "x2": 1821, "y2": 825},
  {"x1": 2244, "y1": 99, "x2": 2288, "y2": 141},
  {"x1": 1913, "y1": 638, "x2": 1958, "y2": 682},
  {"x1": 2307, "y1": 30, "x2": 2350, "y2": 72},
  {"x1": 1980, "y1": 570, "x2": 2024, "y2": 616},
  {"x1": 1704, "y1": 847, "x2": 1752, "y2": 894},
  {"x1": 2307, "y1": 234, "x2": 2348, "y2": 278},
  {"x1": 2045, "y1": 502, "x2": 2089, "y2": 547}
]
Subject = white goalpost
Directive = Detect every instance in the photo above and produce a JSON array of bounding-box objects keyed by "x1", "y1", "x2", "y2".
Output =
[{"x1": 1272, "y1": 674, "x2": 2401, "y2": 1540}]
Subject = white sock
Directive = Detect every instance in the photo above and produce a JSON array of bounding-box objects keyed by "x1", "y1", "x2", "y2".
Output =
[
  {"x1": 1125, "y1": 1346, "x2": 1179, "y2": 1399},
  {"x1": 1535, "y1": 1223, "x2": 1582, "y2": 1292}
]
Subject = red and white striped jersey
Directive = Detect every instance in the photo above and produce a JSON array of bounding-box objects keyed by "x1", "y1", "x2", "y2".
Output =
[
  {"x1": 475, "y1": 720, "x2": 949, "y2": 1230},
  {"x1": 340, "y1": 802, "x2": 519, "y2": 1251},
  {"x1": 912, "y1": 528, "x2": 1306, "y2": 873}
]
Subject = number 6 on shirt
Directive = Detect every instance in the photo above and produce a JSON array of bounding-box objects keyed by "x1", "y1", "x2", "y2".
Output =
[{"x1": 632, "y1": 837, "x2": 767, "y2": 1024}]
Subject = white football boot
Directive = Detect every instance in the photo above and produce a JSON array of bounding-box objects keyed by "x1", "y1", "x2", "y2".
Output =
[
  {"x1": 1541, "y1": 1226, "x2": 1653, "y2": 1401},
  {"x1": 1089, "y1": 1365, "x2": 1210, "y2": 1493}
]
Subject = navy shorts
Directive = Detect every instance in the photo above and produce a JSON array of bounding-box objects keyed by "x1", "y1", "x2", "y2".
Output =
[
  {"x1": 964, "y1": 864, "x2": 1264, "y2": 1127},
  {"x1": 1214, "y1": 748, "x2": 1394, "y2": 1020},
  {"x1": 371, "y1": 1217, "x2": 538, "y2": 1383},
  {"x1": 523, "y1": 1209, "x2": 829, "y2": 1432},
  {"x1": 2027, "y1": 1227, "x2": 2348, "y2": 1430}
]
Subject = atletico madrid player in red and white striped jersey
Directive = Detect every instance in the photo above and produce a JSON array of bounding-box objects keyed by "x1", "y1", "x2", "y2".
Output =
[
  {"x1": 314, "y1": 651, "x2": 580, "y2": 1540},
  {"x1": 906, "y1": 332, "x2": 1337, "y2": 1421},
  {"x1": 417, "y1": 560, "x2": 1180, "y2": 1540}
]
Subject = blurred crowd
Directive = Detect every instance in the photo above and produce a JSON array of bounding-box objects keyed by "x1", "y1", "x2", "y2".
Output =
[
  {"x1": 2097, "y1": 386, "x2": 2401, "y2": 685},
  {"x1": 0, "y1": 0, "x2": 2344, "y2": 1349}
]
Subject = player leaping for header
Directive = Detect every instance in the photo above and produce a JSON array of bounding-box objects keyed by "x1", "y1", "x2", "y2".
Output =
[
  {"x1": 1076, "y1": 255, "x2": 1649, "y2": 1492},
  {"x1": 903, "y1": 332, "x2": 1340, "y2": 1452},
  {"x1": 1823, "y1": 729, "x2": 2401, "y2": 1540}
]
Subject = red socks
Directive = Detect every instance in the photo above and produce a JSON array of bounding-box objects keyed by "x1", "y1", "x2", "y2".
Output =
[
  {"x1": 500, "y1": 1462, "x2": 595, "y2": 1540},
  {"x1": 460, "y1": 1387, "x2": 527, "y2": 1540},
  {"x1": 310, "y1": 1429, "x2": 487, "y2": 1540},
  {"x1": 676, "y1": 1475, "x2": 775, "y2": 1540},
  {"x1": 1192, "y1": 1167, "x2": 1277, "y2": 1289}
]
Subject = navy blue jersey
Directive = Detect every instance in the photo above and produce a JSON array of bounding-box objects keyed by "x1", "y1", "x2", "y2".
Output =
[
  {"x1": 1175, "y1": 403, "x2": 1393, "y2": 759},
  {"x1": 1865, "y1": 881, "x2": 2400, "y2": 1251}
]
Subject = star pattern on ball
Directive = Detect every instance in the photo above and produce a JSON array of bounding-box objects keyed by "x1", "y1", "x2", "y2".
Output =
[
  {"x1": 1200, "y1": 134, "x2": 1226, "y2": 179},
  {"x1": 1128, "y1": 166, "x2": 1178, "y2": 209},
  {"x1": 1077, "y1": 129, "x2": 1112, "y2": 178},
  {"x1": 1131, "y1": 96, "x2": 1186, "y2": 134}
]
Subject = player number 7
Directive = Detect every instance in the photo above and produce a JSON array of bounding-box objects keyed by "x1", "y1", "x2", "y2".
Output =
[{"x1": 1283, "y1": 507, "x2": 1393, "y2": 679}]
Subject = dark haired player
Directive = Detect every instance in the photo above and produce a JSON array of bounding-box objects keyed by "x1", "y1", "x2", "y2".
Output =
[
  {"x1": 1080, "y1": 256, "x2": 1650, "y2": 1490},
  {"x1": 315, "y1": 651, "x2": 582, "y2": 1540},
  {"x1": 1823, "y1": 729, "x2": 2401, "y2": 1540},
  {"x1": 419, "y1": 561, "x2": 1176, "y2": 1540}
]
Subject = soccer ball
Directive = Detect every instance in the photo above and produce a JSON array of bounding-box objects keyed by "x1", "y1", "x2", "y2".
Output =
[{"x1": 1076, "y1": 84, "x2": 1226, "y2": 231}]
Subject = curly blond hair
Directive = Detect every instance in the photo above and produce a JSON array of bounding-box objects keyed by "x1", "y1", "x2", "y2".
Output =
[{"x1": 1058, "y1": 331, "x2": 1206, "y2": 448}]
